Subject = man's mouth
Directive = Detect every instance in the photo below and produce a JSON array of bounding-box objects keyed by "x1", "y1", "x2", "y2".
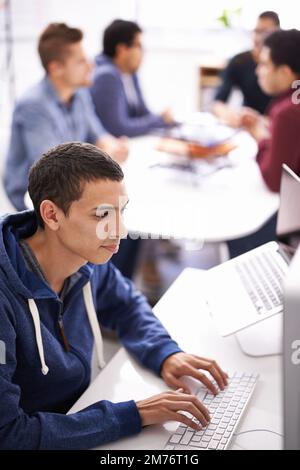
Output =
[{"x1": 101, "y1": 244, "x2": 120, "y2": 254}]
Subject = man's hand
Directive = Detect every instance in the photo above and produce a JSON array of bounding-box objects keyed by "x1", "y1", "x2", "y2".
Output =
[
  {"x1": 136, "y1": 388, "x2": 210, "y2": 431},
  {"x1": 212, "y1": 101, "x2": 243, "y2": 128},
  {"x1": 97, "y1": 135, "x2": 129, "y2": 164},
  {"x1": 161, "y1": 352, "x2": 228, "y2": 395},
  {"x1": 242, "y1": 116, "x2": 270, "y2": 142},
  {"x1": 213, "y1": 102, "x2": 263, "y2": 130},
  {"x1": 161, "y1": 108, "x2": 175, "y2": 125},
  {"x1": 239, "y1": 107, "x2": 261, "y2": 129}
]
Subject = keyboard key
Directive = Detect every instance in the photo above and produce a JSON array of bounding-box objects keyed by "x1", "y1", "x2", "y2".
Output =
[
  {"x1": 181, "y1": 430, "x2": 194, "y2": 445},
  {"x1": 189, "y1": 440, "x2": 208, "y2": 448},
  {"x1": 207, "y1": 424, "x2": 217, "y2": 431},
  {"x1": 199, "y1": 442, "x2": 208, "y2": 449},
  {"x1": 170, "y1": 434, "x2": 182, "y2": 444},
  {"x1": 208, "y1": 440, "x2": 220, "y2": 450},
  {"x1": 221, "y1": 418, "x2": 230, "y2": 424},
  {"x1": 176, "y1": 426, "x2": 186, "y2": 434}
]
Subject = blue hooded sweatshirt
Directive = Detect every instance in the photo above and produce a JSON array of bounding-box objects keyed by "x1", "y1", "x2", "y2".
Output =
[
  {"x1": 0, "y1": 211, "x2": 181, "y2": 449},
  {"x1": 90, "y1": 53, "x2": 166, "y2": 137}
]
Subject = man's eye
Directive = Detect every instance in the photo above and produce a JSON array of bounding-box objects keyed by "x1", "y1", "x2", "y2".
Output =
[{"x1": 96, "y1": 211, "x2": 109, "y2": 220}]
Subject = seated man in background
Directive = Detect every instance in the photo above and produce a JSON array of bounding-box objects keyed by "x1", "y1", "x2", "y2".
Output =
[
  {"x1": 212, "y1": 11, "x2": 280, "y2": 128},
  {"x1": 245, "y1": 28, "x2": 300, "y2": 192},
  {"x1": 0, "y1": 142, "x2": 228, "y2": 449},
  {"x1": 3, "y1": 23, "x2": 128, "y2": 212},
  {"x1": 90, "y1": 19, "x2": 174, "y2": 137},
  {"x1": 228, "y1": 28, "x2": 300, "y2": 258}
]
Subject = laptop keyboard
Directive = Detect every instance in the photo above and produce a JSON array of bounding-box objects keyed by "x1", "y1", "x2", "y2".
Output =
[
  {"x1": 235, "y1": 251, "x2": 288, "y2": 314},
  {"x1": 164, "y1": 372, "x2": 259, "y2": 450}
]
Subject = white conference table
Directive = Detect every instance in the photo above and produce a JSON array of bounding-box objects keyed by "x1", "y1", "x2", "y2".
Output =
[
  {"x1": 123, "y1": 130, "x2": 279, "y2": 243},
  {"x1": 23, "y1": 119, "x2": 279, "y2": 244},
  {"x1": 69, "y1": 268, "x2": 283, "y2": 450}
]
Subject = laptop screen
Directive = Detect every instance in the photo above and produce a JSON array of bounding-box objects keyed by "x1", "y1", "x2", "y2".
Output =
[{"x1": 277, "y1": 164, "x2": 300, "y2": 252}]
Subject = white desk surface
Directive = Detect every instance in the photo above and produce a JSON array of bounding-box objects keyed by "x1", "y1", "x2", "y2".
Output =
[
  {"x1": 69, "y1": 268, "x2": 283, "y2": 450},
  {"x1": 123, "y1": 131, "x2": 279, "y2": 243}
]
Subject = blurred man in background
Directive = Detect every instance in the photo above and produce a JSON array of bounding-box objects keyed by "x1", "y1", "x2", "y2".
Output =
[
  {"x1": 246, "y1": 28, "x2": 300, "y2": 192},
  {"x1": 228, "y1": 28, "x2": 300, "y2": 258},
  {"x1": 212, "y1": 11, "x2": 280, "y2": 128},
  {"x1": 90, "y1": 19, "x2": 174, "y2": 137}
]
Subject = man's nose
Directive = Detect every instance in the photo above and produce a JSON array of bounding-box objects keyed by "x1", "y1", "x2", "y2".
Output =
[{"x1": 117, "y1": 215, "x2": 128, "y2": 240}]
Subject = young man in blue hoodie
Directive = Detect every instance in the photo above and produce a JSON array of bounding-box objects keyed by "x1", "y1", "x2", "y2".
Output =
[
  {"x1": 90, "y1": 19, "x2": 175, "y2": 137},
  {"x1": 0, "y1": 142, "x2": 227, "y2": 450}
]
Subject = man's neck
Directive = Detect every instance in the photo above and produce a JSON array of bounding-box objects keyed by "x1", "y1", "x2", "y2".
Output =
[
  {"x1": 113, "y1": 57, "x2": 130, "y2": 74},
  {"x1": 25, "y1": 228, "x2": 86, "y2": 294},
  {"x1": 48, "y1": 76, "x2": 76, "y2": 104},
  {"x1": 251, "y1": 49, "x2": 259, "y2": 63},
  {"x1": 276, "y1": 84, "x2": 297, "y2": 99}
]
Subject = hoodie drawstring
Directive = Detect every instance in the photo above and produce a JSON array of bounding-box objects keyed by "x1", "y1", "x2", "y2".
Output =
[
  {"x1": 28, "y1": 281, "x2": 106, "y2": 376},
  {"x1": 28, "y1": 299, "x2": 49, "y2": 375},
  {"x1": 82, "y1": 282, "x2": 106, "y2": 369}
]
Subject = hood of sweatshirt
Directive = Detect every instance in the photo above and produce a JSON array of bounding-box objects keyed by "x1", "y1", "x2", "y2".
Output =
[
  {"x1": 0, "y1": 210, "x2": 94, "y2": 298},
  {"x1": 0, "y1": 211, "x2": 105, "y2": 402}
]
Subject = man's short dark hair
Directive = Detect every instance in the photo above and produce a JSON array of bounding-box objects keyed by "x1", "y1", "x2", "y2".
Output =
[
  {"x1": 264, "y1": 29, "x2": 300, "y2": 76},
  {"x1": 103, "y1": 19, "x2": 142, "y2": 58},
  {"x1": 259, "y1": 11, "x2": 280, "y2": 27},
  {"x1": 38, "y1": 23, "x2": 83, "y2": 72},
  {"x1": 28, "y1": 142, "x2": 124, "y2": 228}
]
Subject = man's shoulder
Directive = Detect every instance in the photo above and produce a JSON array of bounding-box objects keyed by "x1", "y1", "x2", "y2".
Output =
[
  {"x1": 0, "y1": 280, "x2": 17, "y2": 325},
  {"x1": 93, "y1": 60, "x2": 120, "y2": 83},
  {"x1": 229, "y1": 50, "x2": 253, "y2": 68},
  {"x1": 14, "y1": 80, "x2": 49, "y2": 113},
  {"x1": 273, "y1": 94, "x2": 300, "y2": 124}
]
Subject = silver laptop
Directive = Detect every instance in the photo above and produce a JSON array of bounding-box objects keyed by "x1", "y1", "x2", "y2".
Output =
[{"x1": 205, "y1": 164, "x2": 300, "y2": 337}]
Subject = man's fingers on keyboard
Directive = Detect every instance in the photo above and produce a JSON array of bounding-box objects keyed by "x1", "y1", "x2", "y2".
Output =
[
  {"x1": 191, "y1": 395, "x2": 211, "y2": 422},
  {"x1": 211, "y1": 361, "x2": 229, "y2": 386},
  {"x1": 176, "y1": 392, "x2": 210, "y2": 422},
  {"x1": 200, "y1": 362, "x2": 226, "y2": 391},
  {"x1": 188, "y1": 367, "x2": 219, "y2": 395},
  {"x1": 170, "y1": 411, "x2": 204, "y2": 431},
  {"x1": 164, "y1": 393, "x2": 210, "y2": 422},
  {"x1": 169, "y1": 400, "x2": 209, "y2": 427},
  {"x1": 165, "y1": 376, "x2": 191, "y2": 394},
  {"x1": 194, "y1": 356, "x2": 228, "y2": 385}
]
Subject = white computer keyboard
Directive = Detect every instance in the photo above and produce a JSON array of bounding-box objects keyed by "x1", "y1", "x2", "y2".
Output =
[{"x1": 164, "y1": 372, "x2": 259, "y2": 450}]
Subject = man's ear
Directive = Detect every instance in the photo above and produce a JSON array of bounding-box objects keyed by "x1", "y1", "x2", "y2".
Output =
[
  {"x1": 115, "y1": 43, "x2": 127, "y2": 59},
  {"x1": 39, "y1": 200, "x2": 62, "y2": 231},
  {"x1": 280, "y1": 64, "x2": 295, "y2": 82},
  {"x1": 47, "y1": 60, "x2": 63, "y2": 78}
]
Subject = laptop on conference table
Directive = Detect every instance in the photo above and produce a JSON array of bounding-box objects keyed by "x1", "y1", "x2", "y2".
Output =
[{"x1": 205, "y1": 164, "x2": 300, "y2": 337}]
